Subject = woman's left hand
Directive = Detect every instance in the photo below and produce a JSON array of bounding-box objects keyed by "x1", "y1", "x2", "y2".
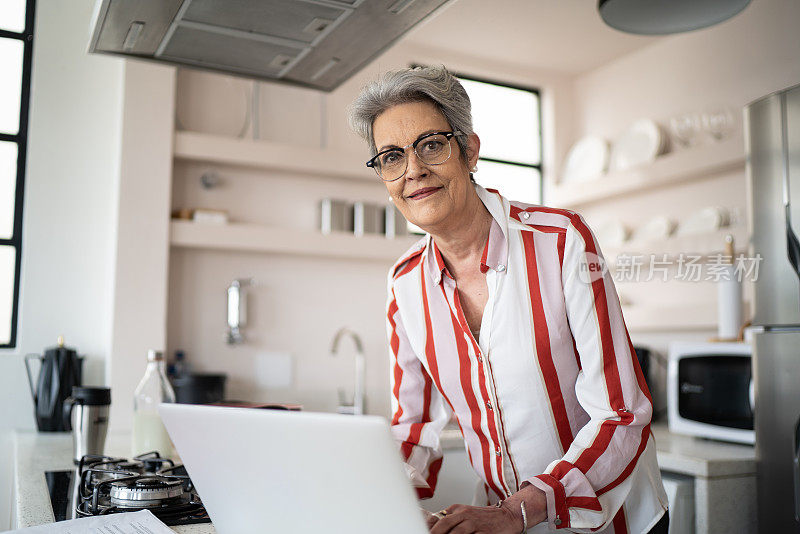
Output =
[{"x1": 428, "y1": 503, "x2": 522, "y2": 534}]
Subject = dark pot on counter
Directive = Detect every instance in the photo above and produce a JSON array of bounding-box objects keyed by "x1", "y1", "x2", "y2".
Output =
[
  {"x1": 24, "y1": 337, "x2": 83, "y2": 431},
  {"x1": 172, "y1": 373, "x2": 227, "y2": 405}
]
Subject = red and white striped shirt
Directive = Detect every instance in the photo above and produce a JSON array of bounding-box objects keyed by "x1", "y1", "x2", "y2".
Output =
[{"x1": 386, "y1": 185, "x2": 668, "y2": 533}]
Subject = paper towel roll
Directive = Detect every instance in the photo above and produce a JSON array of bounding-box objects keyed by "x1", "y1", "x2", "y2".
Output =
[{"x1": 717, "y1": 264, "x2": 742, "y2": 339}]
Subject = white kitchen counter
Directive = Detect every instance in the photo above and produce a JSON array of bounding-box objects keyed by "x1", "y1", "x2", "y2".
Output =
[
  {"x1": 11, "y1": 431, "x2": 215, "y2": 533},
  {"x1": 650, "y1": 423, "x2": 755, "y2": 477}
]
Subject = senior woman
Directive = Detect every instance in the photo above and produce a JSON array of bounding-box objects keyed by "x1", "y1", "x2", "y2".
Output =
[{"x1": 348, "y1": 66, "x2": 668, "y2": 534}]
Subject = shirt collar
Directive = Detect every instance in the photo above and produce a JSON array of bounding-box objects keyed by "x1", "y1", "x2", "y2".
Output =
[
  {"x1": 424, "y1": 235, "x2": 449, "y2": 285},
  {"x1": 423, "y1": 184, "x2": 510, "y2": 286}
]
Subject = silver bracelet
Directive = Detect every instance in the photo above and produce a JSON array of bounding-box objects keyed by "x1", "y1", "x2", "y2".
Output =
[{"x1": 495, "y1": 500, "x2": 528, "y2": 533}]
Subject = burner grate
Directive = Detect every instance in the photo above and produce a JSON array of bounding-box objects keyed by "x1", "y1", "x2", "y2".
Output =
[{"x1": 66, "y1": 451, "x2": 210, "y2": 526}]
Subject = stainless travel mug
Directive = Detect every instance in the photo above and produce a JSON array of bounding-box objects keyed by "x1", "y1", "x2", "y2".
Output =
[{"x1": 63, "y1": 386, "x2": 110, "y2": 464}]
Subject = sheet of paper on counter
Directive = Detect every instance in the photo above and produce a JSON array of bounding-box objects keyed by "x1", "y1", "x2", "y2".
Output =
[{"x1": 8, "y1": 510, "x2": 174, "y2": 534}]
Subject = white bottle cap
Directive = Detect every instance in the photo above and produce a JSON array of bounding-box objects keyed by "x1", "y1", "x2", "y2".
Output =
[{"x1": 147, "y1": 350, "x2": 164, "y2": 362}]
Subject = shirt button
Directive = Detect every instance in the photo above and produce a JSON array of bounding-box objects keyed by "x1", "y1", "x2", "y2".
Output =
[
  {"x1": 496, "y1": 264, "x2": 506, "y2": 272},
  {"x1": 495, "y1": 447, "x2": 501, "y2": 457},
  {"x1": 486, "y1": 400, "x2": 493, "y2": 410},
  {"x1": 522, "y1": 212, "x2": 530, "y2": 220},
  {"x1": 554, "y1": 518, "x2": 562, "y2": 526},
  {"x1": 477, "y1": 355, "x2": 483, "y2": 363}
]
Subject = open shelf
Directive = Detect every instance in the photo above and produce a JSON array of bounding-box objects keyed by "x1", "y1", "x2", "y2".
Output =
[
  {"x1": 169, "y1": 220, "x2": 422, "y2": 261},
  {"x1": 550, "y1": 135, "x2": 745, "y2": 209},
  {"x1": 173, "y1": 131, "x2": 375, "y2": 182},
  {"x1": 602, "y1": 226, "x2": 750, "y2": 266}
]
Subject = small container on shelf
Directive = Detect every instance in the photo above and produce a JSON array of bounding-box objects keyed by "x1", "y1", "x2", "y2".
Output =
[
  {"x1": 384, "y1": 205, "x2": 408, "y2": 239},
  {"x1": 353, "y1": 201, "x2": 383, "y2": 237},
  {"x1": 319, "y1": 198, "x2": 353, "y2": 234},
  {"x1": 171, "y1": 208, "x2": 229, "y2": 224},
  {"x1": 192, "y1": 208, "x2": 228, "y2": 225},
  {"x1": 716, "y1": 235, "x2": 743, "y2": 340}
]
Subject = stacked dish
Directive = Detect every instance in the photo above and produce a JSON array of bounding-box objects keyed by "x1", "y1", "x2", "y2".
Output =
[
  {"x1": 561, "y1": 118, "x2": 668, "y2": 185},
  {"x1": 631, "y1": 215, "x2": 676, "y2": 243},
  {"x1": 675, "y1": 207, "x2": 731, "y2": 236},
  {"x1": 609, "y1": 119, "x2": 668, "y2": 172},
  {"x1": 561, "y1": 136, "x2": 609, "y2": 184}
]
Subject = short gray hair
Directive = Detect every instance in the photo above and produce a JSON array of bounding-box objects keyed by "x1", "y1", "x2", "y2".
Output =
[{"x1": 348, "y1": 65, "x2": 473, "y2": 161}]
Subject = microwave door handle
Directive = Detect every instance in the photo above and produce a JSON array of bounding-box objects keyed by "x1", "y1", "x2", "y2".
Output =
[{"x1": 780, "y1": 93, "x2": 800, "y2": 282}]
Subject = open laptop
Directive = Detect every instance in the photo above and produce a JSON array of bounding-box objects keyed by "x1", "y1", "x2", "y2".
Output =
[{"x1": 159, "y1": 404, "x2": 429, "y2": 534}]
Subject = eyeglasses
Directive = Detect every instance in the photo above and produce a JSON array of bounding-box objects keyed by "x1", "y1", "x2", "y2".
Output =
[{"x1": 366, "y1": 131, "x2": 463, "y2": 182}]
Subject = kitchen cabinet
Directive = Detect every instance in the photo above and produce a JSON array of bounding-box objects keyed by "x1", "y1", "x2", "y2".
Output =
[{"x1": 651, "y1": 424, "x2": 756, "y2": 534}]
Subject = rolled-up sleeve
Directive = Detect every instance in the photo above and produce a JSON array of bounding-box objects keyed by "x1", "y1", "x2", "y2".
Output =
[
  {"x1": 524, "y1": 213, "x2": 653, "y2": 532},
  {"x1": 387, "y1": 281, "x2": 450, "y2": 499}
]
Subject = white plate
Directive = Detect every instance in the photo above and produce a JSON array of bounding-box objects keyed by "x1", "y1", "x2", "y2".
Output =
[
  {"x1": 562, "y1": 136, "x2": 609, "y2": 184},
  {"x1": 609, "y1": 119, "x2": 666, "y2": 172},
  {"x1": 676, "y1": 207, "x2": 730, "y2": 236},
  {"x1": 632, "y1": 216, "x2": 676, "y2": 242}
]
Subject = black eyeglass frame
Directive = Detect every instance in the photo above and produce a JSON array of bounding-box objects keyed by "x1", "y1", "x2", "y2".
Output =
[{"x1": 365, "y1": 131, "x2": 464, "y2": 182}]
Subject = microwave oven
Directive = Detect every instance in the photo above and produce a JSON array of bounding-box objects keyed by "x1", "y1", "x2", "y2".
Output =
[{"x1": 667, "y1": 341, "x2": 754, "y2": 444}]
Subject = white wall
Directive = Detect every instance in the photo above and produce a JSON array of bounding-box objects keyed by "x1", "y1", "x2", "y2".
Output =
[{"x1": 0, "y1": 0, "x2": 124, "y2": 528}]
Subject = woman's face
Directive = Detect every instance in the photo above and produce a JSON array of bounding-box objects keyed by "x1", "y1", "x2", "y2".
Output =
[{"x1": 372, "y1": 100, "x2": 479, "y2": 232}]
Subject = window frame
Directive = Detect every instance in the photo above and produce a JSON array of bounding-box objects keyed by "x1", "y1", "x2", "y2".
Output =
[
  {"x1": 454, "y1": 71, "x2": 544, "y2": 204},
  {"x1": 0, "y1": 0, "x2": 35, "y2": 348}
]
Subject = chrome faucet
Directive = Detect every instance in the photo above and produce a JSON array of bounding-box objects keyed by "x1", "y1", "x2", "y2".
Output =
[
  {"x1": 330, "y1": 327, "x2": 365, "y2": 415},
  {"x1": 226, "y1": 278, "x2": 252, "y2": 345}
]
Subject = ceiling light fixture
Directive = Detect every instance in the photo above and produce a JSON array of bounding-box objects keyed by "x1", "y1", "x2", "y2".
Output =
[{"x1": 598, "y1": 0, "x2": 751, "y2": 35}]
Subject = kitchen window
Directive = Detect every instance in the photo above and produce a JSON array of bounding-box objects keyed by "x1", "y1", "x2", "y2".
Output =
[
  {"x1": 457, "y1": 73, "x2": 542, "y2": 204},
  {"x1": 0, "y1": 0, "x2": 34, "y2": 348}
]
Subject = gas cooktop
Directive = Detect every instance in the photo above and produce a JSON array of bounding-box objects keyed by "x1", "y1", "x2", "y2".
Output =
[{"x1": 45, "y1": 452, "x2": 210, "y2": 526}]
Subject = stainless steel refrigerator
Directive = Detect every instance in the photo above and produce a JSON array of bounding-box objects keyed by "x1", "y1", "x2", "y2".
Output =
[{"x1": 746, "y1": 82, "x2": 800, "y2": 533}]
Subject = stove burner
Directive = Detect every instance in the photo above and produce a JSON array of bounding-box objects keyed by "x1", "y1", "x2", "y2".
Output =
[
  {"x1": 109, "y1": 476, "x2": 185, "y2": 507},
  {"x1": 73, "y1": 452, "x2": 209, "y2": 525}
]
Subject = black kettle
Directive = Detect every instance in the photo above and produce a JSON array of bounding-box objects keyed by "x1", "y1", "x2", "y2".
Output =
[{"x1": 24, "y1": 336, "x2": 83, "y2": 432}]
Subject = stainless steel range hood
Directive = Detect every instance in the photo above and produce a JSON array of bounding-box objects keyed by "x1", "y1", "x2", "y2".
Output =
[{"x1": 88, "y1": 0, "x2": 453, "y2": 92}]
